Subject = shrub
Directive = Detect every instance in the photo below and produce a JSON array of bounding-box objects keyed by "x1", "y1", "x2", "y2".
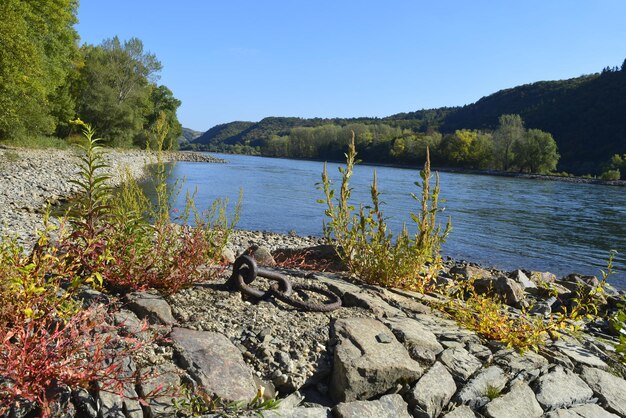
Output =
[
  {"x1": 0, "y1": 229, "x2": 151, "y2": 417},
  {"x1": 601, "y1": 169, "x2": 621, "y2": 181},
  {"x1": 319, "y1": 134, "x2": 450, "y2": 290},
  {"x1": 60, "y1": 120, "x2": 241, "y2": 294}
]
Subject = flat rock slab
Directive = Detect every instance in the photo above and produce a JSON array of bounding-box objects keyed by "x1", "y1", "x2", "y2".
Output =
[
  {"x1": 533, "y1": 366, "x2": 593, "y2": 411},
  {"x1": 407, "y1": 362, "x2": 456, "y2": 418},
  {"x1": 544, "y1": 404, "x2": 619, "y2": 418},
  {"x1": 329, "y1": 317, "x2": 423, "y2": 402},
  {"x1": 171, "y1": 327, "x2": 257, "y2": 401},
  {"x1": 127, "y1": 291, "x2": 175, "y2": 325},
  {"x1": 553, "y1": 340, "x2": 609, "y2": 370},
  {"x1": 483, "y1": 381, "x2": 543, "y2": 418},
  {"x1": 580, "y1": 366, "x2": 626, "y2": 417},
  {"x1": 412, "y1": 313, "x2": 478, "y2": 342},
  {"x1": 383, "y1": 316, "x2": 444, "y2": 365},
  {"x1": 455, "y1": 366, "x2": 508, "y2": 408},
  {"x1": 439, "y1": 347, "x2": 482, "y2": 382},
  {"x1": 333, "y1": 394, "x2": 412, "y2": 418}
]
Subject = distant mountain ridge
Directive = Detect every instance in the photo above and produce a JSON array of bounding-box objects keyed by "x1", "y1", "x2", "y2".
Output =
[{"x1": 189, "y1": 63, "x2": 626, "y2": 173}]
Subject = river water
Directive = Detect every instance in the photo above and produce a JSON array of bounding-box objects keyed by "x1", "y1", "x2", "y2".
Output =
[{"x1": 159, "y1": 153, "x2": 626, "y2": 289}]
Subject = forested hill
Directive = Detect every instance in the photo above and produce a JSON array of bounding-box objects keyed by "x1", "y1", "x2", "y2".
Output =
[
  {"x1": 188, "y1": 63, "x2": 626, "y2": 174},
  {"x1": 439, "y1": 69, "x2": 626, "y2": 173}
]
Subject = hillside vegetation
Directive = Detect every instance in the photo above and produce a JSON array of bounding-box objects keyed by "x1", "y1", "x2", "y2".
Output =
[{"x1": 187, "y1": 62, "x2": 626, "y2": 175}]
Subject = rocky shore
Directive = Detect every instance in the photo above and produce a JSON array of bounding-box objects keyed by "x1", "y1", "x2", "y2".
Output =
[
  {"x1": 1, "y1": 147, "x2": 626, "y2": 417},
  {"x1": 0, "y1": 146, "x2": 223, "y2": 249}
]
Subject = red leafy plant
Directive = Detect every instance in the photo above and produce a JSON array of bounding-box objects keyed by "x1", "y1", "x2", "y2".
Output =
[{"x1": 0, "y1": 231, "x2": 152, "y2": 417}]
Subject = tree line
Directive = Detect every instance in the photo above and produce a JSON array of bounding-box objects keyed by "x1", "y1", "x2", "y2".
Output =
[
  {"x1": 188, "y1": 114, "x2": 560, "y2": 174},
  {"x1": 0, "y1": 0, "x2": 181, "y2": 149}
]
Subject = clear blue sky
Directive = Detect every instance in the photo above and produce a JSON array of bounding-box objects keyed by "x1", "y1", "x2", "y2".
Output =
[{"x1": 77, "y1": 1, "x2": 626, "y2": 131}]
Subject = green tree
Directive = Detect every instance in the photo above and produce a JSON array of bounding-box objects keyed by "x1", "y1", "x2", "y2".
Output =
[
  {"x1": 0, "y1": 0, "x2": 78, "y2": 139},
  {"x1": 135, "y1": 85, "x2": 182, "y2": 150},
  {"x1": 512, "y1": 129, "x2": 560, "y2": 173},
  {"x1": 76, "y1": 37, "x2": 162, "y2": 147},
  {"x1": 493, "y1": 114, "x2": 525, "y2": 171}
]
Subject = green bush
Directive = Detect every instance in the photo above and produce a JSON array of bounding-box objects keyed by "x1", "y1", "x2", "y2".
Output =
[
  {"x1": 601, "y1": 169, "x2": 621, "y2": 181},
  {"x1": 319, "y1": 134, "x2": 450, "y2": 290}
]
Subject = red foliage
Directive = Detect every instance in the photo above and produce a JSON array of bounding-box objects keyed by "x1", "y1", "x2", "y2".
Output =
[{"x1": 0, "y1": 305, "x2": 149, "y2": 417}]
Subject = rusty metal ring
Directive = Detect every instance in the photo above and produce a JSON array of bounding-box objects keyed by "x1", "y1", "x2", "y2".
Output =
[
  {"x1": 269, "y1": 282, "x2": 342, "y2": 312},
  {"x1": 229, "y1": 255, "x2": 293, "y2": 299},
  {"x1": 237, "y1": 270, "x2": 293, "y2": 299}
]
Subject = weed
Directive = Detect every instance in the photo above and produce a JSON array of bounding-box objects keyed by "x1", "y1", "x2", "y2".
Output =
[
  {"x1": 484, "y1": 384, "x2": 502, "y2": 400},
  {"x1": 567, "y1": 251, "x2": 616, "y2": 320},
  {"x1": 443, "y1": 279, "x2": 568, "y2": 352},
  {"x1": 172, "y1": 385, "x2": 280, "y2": 417},
  {"x1": 319, "y1": 134, "x2": 450, "y2": 290}
]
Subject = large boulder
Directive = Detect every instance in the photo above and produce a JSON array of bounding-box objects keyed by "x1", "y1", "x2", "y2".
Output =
[
  {"x1": 533, "y1": 367, "x2": 593, "y2": 411},
  {"x1": 329, "y1": 318, "x2": 423, "y2": 402},
  {"x1": 171, "y1": 327, "x2": 258, "y2": 402},
  {"x1": 580, "y1": 366, "x2": 626, "y2": 417},
  {"x1": 439, "y1": 347, "x2": 482, "y2": 382}
]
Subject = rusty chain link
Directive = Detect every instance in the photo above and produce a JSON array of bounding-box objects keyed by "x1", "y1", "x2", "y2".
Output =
[{"x1": 226, "y1": 255, "x2": 342, "y2": 312}]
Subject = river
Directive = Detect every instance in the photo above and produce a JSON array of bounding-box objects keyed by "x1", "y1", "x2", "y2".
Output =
[{"x1": 158, "y1": 153, "x2": 626, "y2": 289}]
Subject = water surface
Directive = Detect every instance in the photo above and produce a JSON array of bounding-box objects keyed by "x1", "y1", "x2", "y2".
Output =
[{"x1": 157, "y1": 153, "x2": 626, "y2": 288}]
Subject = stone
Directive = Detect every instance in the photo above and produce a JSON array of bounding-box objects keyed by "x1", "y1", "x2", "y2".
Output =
[
  {"x1": 383, "y1": 316, "x2": 444, "y2": 365},
  {"x1": 439, "y1": 347, "x2": 482, "y2": 382},
  {"x1": 407, "y1": 362, "x2": 456, "y2": 418},
  {"x1": 533, "y1": 366, "x2": 593, "y2": 411},
  {"x1": 530, "y1": 296, "x2": 557, "y2": 317},
  {"x1": 450, "y1": 264, "x2": 493, "y2": 280},
  {"x1": 72, "y1": 389, "x2": 97, "y2": 418},
  {"x1": 96, "y1": 357, "x2": 143, "y2": 418},
  {"x1": 247, "y1": 245, "x2": 275, "y2": 265},
  {"x1": 544, "y1": 404, "x2": 619, "y2": 418},
  {"x1": 126, "y1": 291, "x2": 175, "y2": 325},
  {"x1": 553, "y1": 339, "x2": 609, "y2": 370},
  {"x1": 455, "y1": 366, "x2": 508, "y2": 408},
  {"x1": 443, "y1": 405, "x2": 477, "y2": 418},
  {"x1": 376, "y1": 288, "x2": 432, "y2": 314},
  {"x1": 531, "y1": 271, "x2": 557, "y2": 285},
  {"x1": 139, "y1": 362, "x2": 182, "y2": 416},
  {"x1": 221, "y1": 246, "x2": 236, "y2": 263},
  {"x1": 171, "y1": 327, "x2": 258, "y2": 401},
  {"x1": 342, "y1": 290, "x2": 406, "y2": 318},
  {"x1": 493, "y1": 349, "x2": 549, "y2": 379},
  {"x1": 333, "y1": 394, "x2": 412, "y2": 418},
  {"x1": 466, "y1": 342, "x2": 493, "y2": 362},
  {"x1": 510, "y1": 270, "x2": 537, "y2": 289},
  {"x1": 113, "y1": 309, "x2": 150, "y2": 340},
  {"x1": 262, "y1": 407, "x2": 332, "y2": 418},
  {"x1": 329, "y1": 318, "x2": 423, "y2": 402},
  {"x1": 483, "y1": 380, "x2": 543, "y2": 418},
  {"x1": 494, "y1": 276, "x2": 526, "y2": 307},
  {"x1": 580, "y1": 366, "x2": 626, "y2": 417}
]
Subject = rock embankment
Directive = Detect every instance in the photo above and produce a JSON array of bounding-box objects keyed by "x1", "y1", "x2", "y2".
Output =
[{"x1": 0, "y1": 146, "x2": 222, "y2": 248}]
